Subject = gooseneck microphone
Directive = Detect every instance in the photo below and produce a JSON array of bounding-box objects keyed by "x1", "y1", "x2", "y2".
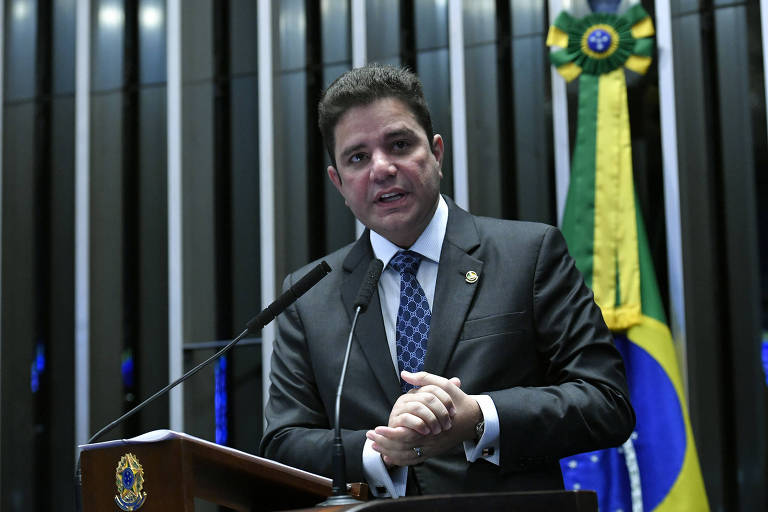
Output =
[
  {"x1": 75, "y1": 261, "x2": 331, "y2": 510},
  {"x1": 318, "y1": 259, "x2": 384, "y2": 507}
]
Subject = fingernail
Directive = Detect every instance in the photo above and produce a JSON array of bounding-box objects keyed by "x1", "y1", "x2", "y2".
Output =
[
  {"x1": 450, "y1": 407, "x2": 457, "y2": 416},
  {"x1": 446, "y1": 421, "x2": 452, "y2": 430}
]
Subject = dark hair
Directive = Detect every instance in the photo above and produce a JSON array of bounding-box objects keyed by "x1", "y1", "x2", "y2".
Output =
[{"x1": 318, "y1": 64, "x2": 434, "y2": 167}]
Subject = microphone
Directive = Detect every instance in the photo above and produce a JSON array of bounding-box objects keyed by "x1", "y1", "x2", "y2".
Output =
[
  {"x1": 318, "y1": 259, "x2": 383, "y2": 506},
  {"x1": 75, "y1": 261, "x2": 332, "y2": 509}
]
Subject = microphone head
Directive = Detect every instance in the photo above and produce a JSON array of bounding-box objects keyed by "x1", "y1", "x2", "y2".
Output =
[{"x1": 353, "y1": 259, "x2": 383, "y2": 313}]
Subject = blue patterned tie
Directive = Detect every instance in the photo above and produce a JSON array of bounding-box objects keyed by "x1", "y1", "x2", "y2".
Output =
[{"x1": 390, "y1": 251, "x2": 431, "y2": 393}]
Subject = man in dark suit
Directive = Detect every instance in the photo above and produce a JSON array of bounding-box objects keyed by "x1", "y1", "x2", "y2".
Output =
[{"x1": 259, "y1": 64, "x2": 634, "y2": 497}]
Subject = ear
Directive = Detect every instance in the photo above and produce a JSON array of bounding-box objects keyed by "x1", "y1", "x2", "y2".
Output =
[
  {"x1": 431, "y1": 134, "x2": 445, "y2": 176},
  {"x1": 327, "y1": 165, "x2": 343, "y2": 192},
  {"x1": 431, "y1": 134, "x2": 444, "y2": 164}
]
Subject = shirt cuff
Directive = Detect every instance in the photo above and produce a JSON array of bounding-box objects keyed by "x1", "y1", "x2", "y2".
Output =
[
  {"x1": 463, "y1": 394, "x2": 500, "y2": 466},
  {"x1": 362, "y1": 438, "x2": 407, "y2": 498}
]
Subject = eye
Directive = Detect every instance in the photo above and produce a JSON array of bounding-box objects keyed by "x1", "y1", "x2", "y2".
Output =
[
  {"x1": 393, "y1": 140, "x2": 410, "y2": 151},
  {"x1": 349, "y1": 152, "x2": 367, "y2": 164}
]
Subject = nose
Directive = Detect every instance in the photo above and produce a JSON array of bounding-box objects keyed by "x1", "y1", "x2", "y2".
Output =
[{"x1": 370, "y1": 150, "x2": 396, "y2": 181}]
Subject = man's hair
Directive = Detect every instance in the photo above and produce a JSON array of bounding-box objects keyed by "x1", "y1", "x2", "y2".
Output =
[{"x1": 318, "y1": 64, "x2": 434, "y2": 167}]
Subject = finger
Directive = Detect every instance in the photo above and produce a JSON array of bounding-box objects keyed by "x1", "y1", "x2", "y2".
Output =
[
  {"x1": 388, "y1": 409, "x2": 436, "y2": 435},
  {"x1": 373, "y1": 425, "x2": 423, "y2": 442},
  {"x1": 401, "y1": 371, "x2": 456, "y2": 395},
  {"x1": 449, "y1": 376, "x2": 462, "y2": 388},
  {"x1": 415, "y1": 384, "x2": 457, "y2": 421},
  {"x1": 397, "y1": 396, "x2": 453, "y2": 434}
]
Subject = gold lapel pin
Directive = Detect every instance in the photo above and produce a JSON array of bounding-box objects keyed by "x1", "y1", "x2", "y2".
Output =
[{"x1": 465, "y1": 271, "x2": 479, "y2": 284}]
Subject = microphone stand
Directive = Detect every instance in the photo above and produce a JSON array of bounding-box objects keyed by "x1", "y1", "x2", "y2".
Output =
[
  {"x1": 318, "y1": 305, "x2": 366, "y2": 506},
  {"x1": 318, "y1": 258, "x2": 382, "y2": 506}
]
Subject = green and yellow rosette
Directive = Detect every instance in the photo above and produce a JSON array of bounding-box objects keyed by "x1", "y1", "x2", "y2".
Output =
[
  {"x1": 547, "y1": 5, "x2": 655, "y2": 331},
  {"x1": 546, "y1": 4, "x2": 655, "y2": 81}
]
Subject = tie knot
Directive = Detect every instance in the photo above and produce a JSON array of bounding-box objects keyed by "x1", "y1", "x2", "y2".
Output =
[{"x1": 390, "y1": 251, "x2": 422, "y2": 276}]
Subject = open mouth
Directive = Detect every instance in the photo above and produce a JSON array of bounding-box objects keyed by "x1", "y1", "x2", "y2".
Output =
[{"x1": 378, "y1": 192, "x2": 405, "y2": 203}]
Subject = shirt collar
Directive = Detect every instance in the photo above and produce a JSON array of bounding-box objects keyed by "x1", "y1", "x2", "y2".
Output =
[{"x1": 370, "y1": 195, "x2": 448, "y2": 268}]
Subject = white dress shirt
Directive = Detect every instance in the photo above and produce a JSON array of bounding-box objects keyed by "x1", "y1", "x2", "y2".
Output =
[{"x1": 361, "y1": 196, "x2": 501, "y2": 498}]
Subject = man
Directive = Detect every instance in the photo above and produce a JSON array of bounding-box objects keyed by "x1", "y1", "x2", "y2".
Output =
[{"x1": 259, "y1": 64, "x2": 634, "y2": 497}]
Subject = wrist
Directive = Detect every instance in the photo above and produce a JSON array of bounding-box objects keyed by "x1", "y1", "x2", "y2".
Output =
[{"x1": 464, "y1": 399, "x2": 484, "y2": 441}]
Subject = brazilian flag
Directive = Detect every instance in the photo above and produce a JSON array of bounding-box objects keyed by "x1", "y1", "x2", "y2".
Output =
[{"x1": 548, "y1": 5, "x2": 710, "y2": 511}]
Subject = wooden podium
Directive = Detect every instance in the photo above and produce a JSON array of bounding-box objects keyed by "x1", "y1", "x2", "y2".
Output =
[{"x1": 80, "y1": 430, "x2": 597, "y2": 512}]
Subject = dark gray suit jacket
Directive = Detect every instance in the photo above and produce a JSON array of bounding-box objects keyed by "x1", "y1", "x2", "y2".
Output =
[{"x1": 259, "y1": 197, "x2": 634, "y2": 495}]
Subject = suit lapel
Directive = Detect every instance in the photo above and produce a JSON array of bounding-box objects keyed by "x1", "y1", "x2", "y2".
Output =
[
  {"x1": 424, "y1": 198, "x2": 483, "y2": 377},
  {"x1": 341, "y1": 232, "x2": 402, "y2": 405}
]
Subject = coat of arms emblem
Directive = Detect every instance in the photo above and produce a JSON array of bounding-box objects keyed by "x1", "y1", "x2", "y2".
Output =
[{"x1": 114, "y1": 453, "x2": 147, "y2": 511}]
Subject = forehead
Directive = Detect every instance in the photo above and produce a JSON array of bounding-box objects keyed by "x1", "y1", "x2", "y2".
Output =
[{"x1": 334, "y1": 98, "x2": 425, "y2": 148}]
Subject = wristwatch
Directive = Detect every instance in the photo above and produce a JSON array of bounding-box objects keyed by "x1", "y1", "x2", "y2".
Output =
[{"x1": 474, "y1": 419, "x2": 485, "y2": 441}]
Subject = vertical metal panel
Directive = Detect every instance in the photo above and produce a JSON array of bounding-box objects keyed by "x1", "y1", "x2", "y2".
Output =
[
  {"x1": 258, "y1": 0, "x2": 276, "y2": 411},
  {"x1": 512, "y1": 34, "x2": 555, "y2": 224},
  {"x1": 418, "y1": 48, "x2": 453, "y2": 197},
  {"x1": 91, "y1": 0, "x2": 124, "y2": 91},
  {"x1": 138, "y1": 86, "x2": 169, "y2": 432},
  {"x1": 448, "y1": 0, "x2": 469, "y2": 210},
  {"x1": 763, "y1": 0, "x2": 768, "y2": 147},
  {"x1": 465, "y1": 42, "x2": 501, "y2": 218},
  {"x1": 351, "y1": 0, "x2": 366, "y2": 67},
  {"x1": 365, "y1": 0, "x2": 400, "y2": 63},
  {"x1": 89, "y1": 91, "x2": 125, "y2": 433},
  {"x1": 548, "y1": 0, "x2": 571, "y2": 225},
  {"x1": 1, "y1": 102, "x2": 37, "y2": 510},
  {"x1": 54, "y1": 0, "x2": 77, "y2": 95},
  {"x1": 672, "y1": 10, "x2": 727, "y2": 508},
  {"x1": 50, "y1": 95, "x2": 76, "y2": 507},
  {"x1": 4, "y1": 0, "x2": 37, "y2": 101},
  {"x1": 0, "y1": 0, "x2": 5, "y2": 490},
  {"x1": 76, "y1": 0, "x2": 92, "y2": 448},
  {"x1": 322, "y1": 0, "x2": 349, "y2": 64},
  {"x1": 655, "y1": 0, "x2": 688, "y2": 403},
  {"x1": 139, "y1": 0, "x2": 166, "y2": 84},
  {"x1": 713, "y1": 6, "x2": 766, "y2": 509},
  {"x1": 167, "y1": 0, "x2": 183, "y2": 431}
]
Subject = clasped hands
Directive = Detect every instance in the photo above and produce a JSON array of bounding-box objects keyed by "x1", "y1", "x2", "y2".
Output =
[{"x1": 366, "y1": 370, "x2": 482, "y2": 468}]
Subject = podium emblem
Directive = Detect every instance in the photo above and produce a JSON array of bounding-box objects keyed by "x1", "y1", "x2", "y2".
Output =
[{"x1": 114, "y1": 453, "x2": 147, "y2": 511}]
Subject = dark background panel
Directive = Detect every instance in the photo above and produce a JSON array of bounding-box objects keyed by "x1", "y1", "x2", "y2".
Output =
[
  {"x1": 365, "y1": 0, "x2": 400, "y2": 63},
  {"x1": 417, "y1": 48, "x2": 453, "y2": 199},
  {"x1": 89, "y1": 91, "x2": 126, "y2": 435},
  {"x1": 91, "y1": 0, "x2": 125, "y2": 92},
  {"x1": 139, "y1": 0, "x2": 166, "y2": 85},
  {"x1": 48, "y1": 95, "x2": 76, "y2": 506},
  {"x1": 4, "y1": 0, "x2": 37, "y2": 101},
  {"x1": 137, "y1": 85, "x2": 169, "y2": 432},
  {"x1": 230, "y1": 0, "x2": 258, "y2": 75},
  {"x1": 512, "y1": 34, "x2": 554, "y2": 224},
  {"x1": 181, "y1": 81, "x2": 217, "y2": 345},
  {"x1": 321, "y1": 0, "x2": 349, "y2": 65},
  {"x1": 181, "y1": 0, "x2": 213, "y2": 82},
  {"x1": 230, "y1": 75, "x2": 261, "y2": 329},
  {"x1": 53, "y1": 0, "x2": 76, "y2": 95},
  {"x1": 1, "y1": 103, "x2": 38, "y2": 511},
  {"x1": 275, "y1": 70, "x2": 310, "y2": 279},
  {"x1": 465, "y1": 42, "x2": 502, "y2": 219},
  {"x1": 672, "y1": 7, "x2": 729, "y2": 510},
  {"x1": 712, "y1": 4, "x2": 766, "y2": 511}
]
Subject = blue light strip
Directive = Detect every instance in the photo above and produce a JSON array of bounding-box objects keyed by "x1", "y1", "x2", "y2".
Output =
[
  {"x1": 30, "y1": 343, "x2": 46, "y2": 393},
  {"x1": 214, "y1": 355, "x2": 228, "y2": 445},
  {"x1": 762, "y1": 332, "x2": 767, "y2": 387}
]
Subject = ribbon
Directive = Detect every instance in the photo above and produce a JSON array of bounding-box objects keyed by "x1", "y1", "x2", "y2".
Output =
[{"x1": 548, "y1": 5, "x2": 654, "y2": 331}]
